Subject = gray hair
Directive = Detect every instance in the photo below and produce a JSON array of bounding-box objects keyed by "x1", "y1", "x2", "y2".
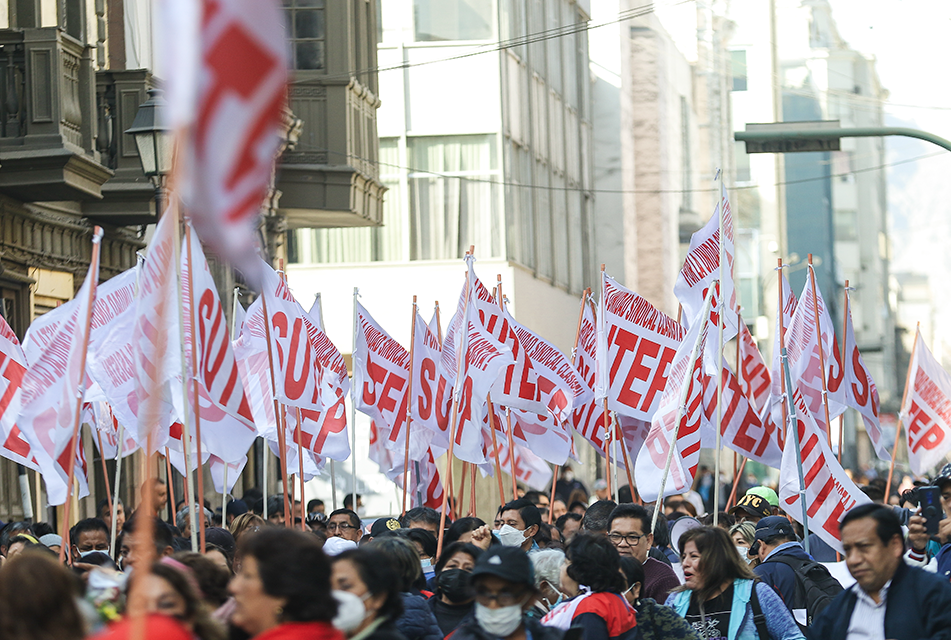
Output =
[
  {"x1": 531, "y1": 548, "x2": 565, "y2": 589},
  {"x1": 176, "y1": 505, "x2": 214, "y2": 531}
]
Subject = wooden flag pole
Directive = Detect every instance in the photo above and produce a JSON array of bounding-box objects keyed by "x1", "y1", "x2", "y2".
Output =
[
  {"x1": 95, "y1": 428, "x2": 114, "y2": 510},
  {"x1": 258, "y1": 281, "x2": 291, "y2": 529},
  {"x1": 437, "y1": 250, "x2": 474, "y2": 558},
  {"x1": 458, "y1": 461, "x2": 468, "y2": 518},
  {"x1": 402, "y1": 297, "x2": 418, "y2": 516},
  {"x1": 164, "y1": 450, "x2": 176, "y2": 519},
  {"x1": 469, "y1": 463, "x2": 476, "y2": 516},
  {"x1": 495, "y1": 276, "x2": 519, "y2": 501},
  {"x1": 58, "y1": 227, "x2": 102, "y2": 564},
  {"x1": 839, "y1": 282, "x2": 851, "y2": 463},
  {"x1": 807, "y1": 255, "x2": 835, "y2": 450},
  {"x1": 616, "y1": 412, "x2": 636, "y2": 499},
  {"x1": 108, "y1": 423, "x2": 125, "y2": 555},
  {"x1": 650, "y1": 283, "x2": 717, "y2": 534},
  {"x1": 886, "y1": 323, "x2": 918, "y2": 499},
  {"x1": 487, "y1": 396, "x2": 506, "y2": 506},
  {"x1": 184, "y1": 221, "x2": 207, "y2": 552},
  {"x1": 778, "y1": 260, "x2": 810, "y2": 556},
  {"x1": 726, "y1": 456, "x2": 748, "y2": 509},
  {"x1": 276, "y1": 403, "x2": 291, "y2": 528},
  {"x1": 295, "y1": 407, "x2": 306, "y2": 531}
]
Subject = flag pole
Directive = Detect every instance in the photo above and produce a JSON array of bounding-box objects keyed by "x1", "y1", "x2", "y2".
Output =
[
  {"x1": 650, "y1": 283, "x2": 717, "y2": 534},
  {"x1": 295, "y1": 407, "x2": 306, "y2": 531},
  {"x1": 496, "y1": 276, "x2": 519, "y2": 501},
  {"x1": 616, "y1": 412, "x2": 636, "y2": 500},
  {"x1": 437, "y1": 250, "x2": 474, "y2": 559},
  {"x1": 714, "y1": 170, "x2": 725, "y2": 526},
  {"x1": 350, "y1": 287, "x2": 359, "y2": 522},
  {"x1": 402, "y1": 296, "x2": 418, "y2": 516},
  {"x1": 224, "y1": 286, "x2": 240, "y2": 524},
  {"x1": 807, "y1": 255, "x2": 835, "y2": 450},
  {"x1": 778, "y1": 260, "x2": 810, "y2": 556},
  {"x1": 600, "y1": 265, "x2": 613, "y2": 499},
  {"x1": 487, "y1": 396, "x2": 506, "y2": 506},
  {"x1": 732, "y1": 309, "x2": 745, "y2": 509},
  {"x1": 95, "y1": 427, "x2": 114, "y2": 511},
  {"x1": 839, "y1": 282, "x2": 851, "y2": 464},
  {"x1": 184, "y1": 220, "x2": 207, "y2": 552},
  {"x1": 109, "y1": 423, "x2": 124, "y2": 555},
  {"x1": 57, "y1": 227, "x2": 102, "y2": 563},
  {"x1": 886, "y1": 323, "x2": 918, "y2": 499},
  {"x1": 469, "y1": 463, "x2": 476, "y2": 515},
  {"x1": 458, "y1": 461, "x2": 468, "y2": 517},
  {"x1": 258, "y1": 276, "x2": 289, "y2": 526},
  {"x1": 164, "y1": 450, "x2": 176, "y2": 520}
]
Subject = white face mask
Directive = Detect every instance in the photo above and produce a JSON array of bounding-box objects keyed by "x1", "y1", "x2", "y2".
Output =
[
  {"x1": 736, "y1": 546, "x2": 752, "y2": 564},
  {"x1": 494, "y1": 524, "x2": 527, "y2": 548},
  {"x1": 563, "y1": 471, "x2": 574, "y2": 482},
  {"x1": 475, "y1": 602, "x2": 524, "y2": 636},
  {"x1": 356, "y1": 506, "x2": 366, "y2": 517},
  {"x1": 332, "y1": 590, "x2": 369, "y2": 634}
]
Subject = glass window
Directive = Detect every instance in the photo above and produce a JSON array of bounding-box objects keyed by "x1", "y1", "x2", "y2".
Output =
[
  {"x1": 414, "y1": 0, "x2": 493, "y2": 42},
  {"x1": 735, "y1": 140, "x2": 751, "y2": 182},
  {"x1": 731, "y1": 50, "x2": 747, "y2": 91},
  {"x1": 284, "y1": 0, "x2": 326, "y2": 70}
]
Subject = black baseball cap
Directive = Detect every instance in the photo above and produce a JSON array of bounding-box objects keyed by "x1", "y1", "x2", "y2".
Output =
[
  {"x1": 730, "y1": 493, "x2": 772, "y2": 520},
  {"x1": 369, "y1": 517, "x2": 402, "y2": 538},
  {"x1": 934, "y1": 464, "x2": 951, "y2": 489},
  {"x1": 753, "y1": 516, "x2": 796, "y2": 542},
  {"x1": 470, "y1": 546, "x2": 534, "y2": 587}
]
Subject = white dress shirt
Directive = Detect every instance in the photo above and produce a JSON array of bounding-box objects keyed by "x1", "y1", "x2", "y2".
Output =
[{"x1": 846, "y1": 580, "x2": 891, "y2": 640}]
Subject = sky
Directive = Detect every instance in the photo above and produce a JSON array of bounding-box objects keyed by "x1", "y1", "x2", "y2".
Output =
[{"x1": 818, "y1": 0, "x2": 951, "y2": 353}]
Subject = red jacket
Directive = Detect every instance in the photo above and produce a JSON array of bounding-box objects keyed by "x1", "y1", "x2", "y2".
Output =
[{"x1": 256, "y1": 621, "x2": 345, "y2": 640}]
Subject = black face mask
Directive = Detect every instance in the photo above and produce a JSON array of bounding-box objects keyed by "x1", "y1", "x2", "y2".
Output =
[{"x1": 437, "y1": 569, "x2": 473, "y2": 604}]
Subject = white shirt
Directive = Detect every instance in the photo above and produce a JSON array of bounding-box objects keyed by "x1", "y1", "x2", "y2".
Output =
[{"x1": 846, "y1": 580, "x2": 890, "y2": 640}]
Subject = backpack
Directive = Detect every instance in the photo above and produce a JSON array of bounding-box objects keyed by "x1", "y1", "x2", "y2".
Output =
[{"x1": 765, "y1": 555, "x2": 843, "y2": 627}]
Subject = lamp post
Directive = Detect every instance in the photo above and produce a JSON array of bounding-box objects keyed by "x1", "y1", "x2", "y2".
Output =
[{"x1": 126, "y1": 88, "x2": 173, "y2": 214}]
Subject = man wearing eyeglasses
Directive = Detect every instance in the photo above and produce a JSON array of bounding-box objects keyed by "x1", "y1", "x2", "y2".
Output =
[
  {"x1": 607, "y1": 504, "x2": 681, "y2": 603},
  {"x1": 327, "y1": 508, "x2": 363, "y2": 542}
]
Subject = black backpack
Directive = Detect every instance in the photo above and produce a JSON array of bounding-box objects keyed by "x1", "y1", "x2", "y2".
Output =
[{"x1": 765, "y1": 554, "x2": 843, "y2": 627}]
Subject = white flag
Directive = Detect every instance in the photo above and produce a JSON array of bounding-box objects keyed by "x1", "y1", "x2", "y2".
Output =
[{"x1": 900, "y1": 331, "x2": 951, "y2": 475}]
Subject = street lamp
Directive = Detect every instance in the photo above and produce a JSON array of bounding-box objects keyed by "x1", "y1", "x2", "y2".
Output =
[{"x1": 126, "y1": 88, "x2": 173, "y2": 213}]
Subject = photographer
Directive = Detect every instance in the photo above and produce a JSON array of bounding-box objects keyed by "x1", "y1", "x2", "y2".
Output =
[{"x1": 906, "y1": 464, "x2": 951, "y2": 578}]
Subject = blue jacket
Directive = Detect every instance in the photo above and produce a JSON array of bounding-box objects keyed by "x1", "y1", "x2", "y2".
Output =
[
  {"x1": 397, "y1": 593, "x2": 443, "y2": 640},
  {"x1": 753, "y1": 543, "x2": 813, "y2": 609},
  {"x1": 666, "y1": 579, "x2": 804, "y2": 640},
  {"x1": 807, "y1": 560, "x2": 951, "y2": 640},
  {"x1": 935, "y1": 542, "x2": 951, "y2": 582}
]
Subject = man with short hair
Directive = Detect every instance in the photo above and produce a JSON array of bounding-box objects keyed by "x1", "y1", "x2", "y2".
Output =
[
  {"x1": 808, "y1": 503, "x2": 951, "y2": 640},
  {"x1": 97, "y1": 497, "x2": 125, "y2": 535},
  {"x1": 747, "y1": 486, "x2": 782, "y2": 515},
  {"x1": 402, "y1": 506, "x2": 444, "y2": 535},
  {"x1": 555, "y1": 512, "x2": 582, "y2": 544},
  {"x1": 607, "y1": 504, "x2": 680, "y2": 603},
  {"x1": 70, "y1": 517, "x2": 110, "y2": 562},
  {"x1": 327, "y1": 508, "x2": 363, "y2": 542},
  {"x1": 307, "y1": 498, "x2": 325, "y2": 515},
  {"x1": 907, "y1": 463, "x2": 951, "y2": 578},
  {"x1": 495, "y1": 498, "x2": 542, "y2": 552},
  {"x1": 175, "y1": 505, "x2": 212, "y2": 539},
  {"x1": 580, "y1": 499, "x2": 616, "y2": 535},
  {"x1": 119, "y1": 516, "x2": 175, "y2": 571},
  {"x1": 140, "y1": 478, "x2": 168, "y2": 518},
  {"x1": 729, "y1": 492, "x2": 772, "y2": 524}
]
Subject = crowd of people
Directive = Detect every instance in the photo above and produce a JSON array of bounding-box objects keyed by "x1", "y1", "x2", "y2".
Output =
[{"x1": 2, "y1": 462, "x2": 951, "y2": 640}]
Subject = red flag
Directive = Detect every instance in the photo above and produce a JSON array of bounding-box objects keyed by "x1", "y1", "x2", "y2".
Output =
[
  {"x1": 178, "y1": 0, "x2": 288, "y2": 279},
  {"x1": 17, "y1": 229, "x2": 102, "y2": 505},
  {"x1": 841, "y1": 293, "x2": 886, "y2": 461},
  {"x1": 900, "y1": 330, "x2": 951, "y2": 475}
]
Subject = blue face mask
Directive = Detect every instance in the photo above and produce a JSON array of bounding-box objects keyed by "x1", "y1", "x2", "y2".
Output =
[{"x1": 421, "y1": 558, "x2": 435, "y2": 579}]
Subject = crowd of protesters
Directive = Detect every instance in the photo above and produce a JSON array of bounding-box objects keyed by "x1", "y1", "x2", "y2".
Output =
[{"x1": 2, "y1": 462, "x2": 951, "y2": 640}]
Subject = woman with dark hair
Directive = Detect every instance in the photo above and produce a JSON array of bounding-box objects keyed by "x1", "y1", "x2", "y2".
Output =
[
  {"x1": 618, "y1": 556, "x2": 698, "y2": 640},
  {"x1": 127, "y1": 558, "x2": 226, "y2": 640},
  {"x1": 428, "y1": 542, "x2": 482, "y2": 634},
  {"x1": 366, "y1": 536, "x2": 442, "y2": 640},
  {"x1": 666, "y1": 526, "x2": 804, "y2": 640},
  {"x1": 444, "y1": 517, "x2": 486, "y2": 546},
  {"x1": 540, "y1": 533, "x2": 637, "y2": 640},
  {"x1": 0, "y1": 550, "x2": 86, "y2": 640},
  {"x1": 332, "y1": 548, "x2": 407, "y2": 640},
  {"x1": 229, "y1": 528, "x2": 341, "y2": 639}
]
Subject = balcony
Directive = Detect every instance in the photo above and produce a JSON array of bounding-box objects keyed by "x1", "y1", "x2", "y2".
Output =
[
  {"x1": 278, "y1": 76, "x2": 386, "y2": 229},
  {"x1": 0, "y1": 28, "x2": 113, "y2": 202}
]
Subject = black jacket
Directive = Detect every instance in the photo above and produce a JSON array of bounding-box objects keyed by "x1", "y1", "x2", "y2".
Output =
[
  {"x1": 397, "y1": 593, "x2": 444, "y2": 640},
  {"x1": 807, "y1": 560, "x2": 951, "y2": 640},
  {"x1": 450, "y1": 614, "x2": 565, "y2": 640}
]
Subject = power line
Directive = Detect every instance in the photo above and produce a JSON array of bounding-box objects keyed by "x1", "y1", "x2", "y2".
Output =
[{"x1": 292, "y1": 142, "x2": 946, "y2": 195}]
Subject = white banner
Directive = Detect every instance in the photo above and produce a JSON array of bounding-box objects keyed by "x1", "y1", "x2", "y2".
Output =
[
  {"x1": 841, "y1": 295, "x2": 886, "y2": 461},
  {"x1": 900, "y1": 331, "x2": 951, "y2": 475}
]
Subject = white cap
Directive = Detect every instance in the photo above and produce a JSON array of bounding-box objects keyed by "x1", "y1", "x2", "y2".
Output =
[{"x1": 322, "y1": 537, "x2": 358, "y2": 556}]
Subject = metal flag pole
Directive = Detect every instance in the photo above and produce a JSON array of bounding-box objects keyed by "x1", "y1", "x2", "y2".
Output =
[
  {"x1": 714, "y1": 170, "x2": 725, "y2": 526},
  {"x1": 886, "y1": 323, "x2": 919, "y2": 498},
  {"x1": 651, "y1": 284, "x2": 717, "y2": 533},
  {"x1": 350, "y1": 287, "x2": 359, "y2": 517},
  {"x1": 402, "y1": 297, "x2": 418, "y2": 516}
]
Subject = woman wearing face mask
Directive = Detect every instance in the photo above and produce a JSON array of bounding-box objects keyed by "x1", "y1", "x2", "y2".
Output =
[
  {"x1": 618, "y1": 556, "x2": 699, "y2": 640},
  {"x1": 541, "y1": 533, "x2": 637, "y2": 640},
  {"x1": 332, "y1": 549, "x2": 408, "y2": 640},
  {"x1": 427, "y1": 542, "x2": 483, "y2": 634},
  {"x1": 366, "y1": 536, "x2": 443, "y2": 640},
  {"x1": 528, "y1": 549, "x2": 567, "y2": 619},
  {"x1": 228, "y1": 528, "x2": 342, "y2": 640},
  {"x1": 451, "y1": 546, "x2": 564, "y2": 640},
  {"x1": 666, "y1": 527, "x2": 804, "y2": 640},
  {"x1": 729, "y1": 522, "x2": 757, "y2": 567}
]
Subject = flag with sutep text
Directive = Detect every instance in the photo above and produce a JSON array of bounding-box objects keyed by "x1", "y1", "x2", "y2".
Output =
[{"x1": 900, "y1": 329, "x2": 951, "y2": 475}]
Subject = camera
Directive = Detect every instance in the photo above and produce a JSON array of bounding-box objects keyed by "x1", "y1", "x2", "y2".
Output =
[{"x1": 902, "y1": 485, "x2": 945, "y2": 535}]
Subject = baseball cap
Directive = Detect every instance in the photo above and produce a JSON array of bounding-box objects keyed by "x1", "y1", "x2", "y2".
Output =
[
  {"x1": 205, "y1": 527, "x2": 236, "y2": 558},
  {"x1": 753, "y1": 516, "x2": 795, "y2": 542},
  {"x1": 934, "y1": 463, "x2": 951, "y2": 489},
  {"x1": 226, "y1": 499, "x2": 249, "y2": 518},
  {"x1": 746, "y1": 486, "x2": 780, "y2": 508},
  {"x1": 323, "y1": 537, "x2": 358, "y2": 556},
  {"x1": 369, "y1": 517, "x2": 402, "y2": 538},
  {"x1": 730, "y1": 493, "x2": 772, "y2": 520},
  {"x1": 470, "y1": 546, "x2": 534, "y2": 587},
  {"x1": 39, "y1": 534, "x2": 62, "y2": 548}
]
